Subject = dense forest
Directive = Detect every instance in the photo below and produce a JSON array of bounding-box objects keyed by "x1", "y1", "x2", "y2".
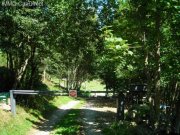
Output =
[{"x1": 0, "y1": 0, "x2": 179, "y2": 134}]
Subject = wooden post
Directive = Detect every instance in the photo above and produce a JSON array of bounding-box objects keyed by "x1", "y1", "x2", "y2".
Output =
[
  {"x1": 117, "y1": 92, "x2": 125, "y2": 121},
  {"x1": 10, "y1": 90, "x2": 16, "y2": 116}
]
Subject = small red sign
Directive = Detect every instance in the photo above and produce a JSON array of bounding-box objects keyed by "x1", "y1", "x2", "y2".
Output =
[{"x1": 69, "y1": 90, "x2": 77, "y2": 97}]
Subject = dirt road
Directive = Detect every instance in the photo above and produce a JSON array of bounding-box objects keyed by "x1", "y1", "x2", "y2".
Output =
[
  {"x1": 27, "y1": 98, "x2": 116, "y2": 135},
  {"x1": 81, "y1": 98, "x2": 116, "y2": 135}
]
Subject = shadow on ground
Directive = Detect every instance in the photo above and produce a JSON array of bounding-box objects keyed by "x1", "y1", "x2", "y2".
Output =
[{"x1": 26, "y1": 98, "x2": 117, "y2": 135}]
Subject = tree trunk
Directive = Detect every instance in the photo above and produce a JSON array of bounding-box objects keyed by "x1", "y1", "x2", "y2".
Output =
[
  {"x1": 28, "y1": 46, "x2": 37, "y2": 89},
  {"x1": 153, "y1": 3, "x2": 161, "y2": 126},
  {"x1": 6, "y1": 51, "x2": 9, "y2": 68},
  {"x1": 9, "y1": 53, "x2": 14, "y2": 70},
  {"x1": 105, "y1": 82, "x2": 108, "y2": 97},
  {"x1": 143, "y1": 31, "x2": 151, "y2": 95},
  {"x1": 28, "y1": 65, "x2": 36, "y2": 89},
  {"x1": 13, "y1": 56, "x2": 30, "y2": 89}
]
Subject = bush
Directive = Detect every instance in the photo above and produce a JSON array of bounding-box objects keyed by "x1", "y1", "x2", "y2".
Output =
[
  {"x1": 103, "y1": 121, "x2": 134, "y2": 135},
  {"x1": 126, "y1": 104, "x2": 150, "y2": 124},
  {"x1": 78, "y1": 91, "x2": 91, "y2": 97},
  {"x1": 103, "y1": 121, "x2": 153, "y2": 135},
  {"x1": 133, "y1": 125, "x2": 153, "y2": 135}
]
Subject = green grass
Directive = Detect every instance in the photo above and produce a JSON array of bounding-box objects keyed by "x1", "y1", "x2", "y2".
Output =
[
  {"x1": 81, "y1": 79, "x2": 105, "y2": 91},
  {"x1": 42, "y1": 77, "x2": 65, "y2": 90},
  {"x1": 50, "y1": 96, "x2": 74, "y2": 107},
  {"x1": 44, "y1": 76, "x2": 105, "y2": 91},
  {"x1": 47, "y1": 76, "x2": 106, "y2": 91},
  {"x1": 51, "y1": 99, "x2": 85, "y2": 135},
  {"x1": 0, "y1": 106, "x2": 37, "y2": 135},
  {"x1": 48, "y1": 85, "x2": 60, "y2": 90},
  {"x1": 0, "y1": 96, "x2": 74, "y2": 135}
]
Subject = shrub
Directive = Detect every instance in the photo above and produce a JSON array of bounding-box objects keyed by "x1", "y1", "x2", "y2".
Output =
[
  {"x1": 103, "y1": 121, "x2": 153, "y2": 135},
  {"x1": 103, "y1": 121, "x2": 134, "y2": 135}
]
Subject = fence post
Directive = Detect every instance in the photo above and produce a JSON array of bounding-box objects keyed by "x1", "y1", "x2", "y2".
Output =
[{"x1": 10, "y1": 90, "x2": 16, "y2": 116}]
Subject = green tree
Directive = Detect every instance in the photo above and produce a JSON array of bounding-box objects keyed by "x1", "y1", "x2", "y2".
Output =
[
  {"x1": 0, "y1": 2, "x2": 48, "y2": 89},
  {"x1": 98, "y1": 0, "x2": 179, "y2": 132},
  {"x1": 45, "y1": 0, "x2": 103, "y2": 90}
]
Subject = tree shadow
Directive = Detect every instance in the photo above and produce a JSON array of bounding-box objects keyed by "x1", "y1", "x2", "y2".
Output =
[
  {"x1": 26, "y1": 107, "x2": 70, "y2": 132},
  {"x1": 81, "y1": 109, "x2": 116, "y2": 135}
]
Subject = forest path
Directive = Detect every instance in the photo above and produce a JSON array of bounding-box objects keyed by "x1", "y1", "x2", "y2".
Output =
[
  {"x1": 27, "y1": 98, "x2": 116, "y2": 135},
  {"x1": 27, "y1": 100, "x2": 80, "y2": 135}
]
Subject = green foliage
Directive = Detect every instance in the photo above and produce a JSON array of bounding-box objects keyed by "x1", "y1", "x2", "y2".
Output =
[
  {"x1": 131, "y1": 104, "x2": 150, "y2": 117},
  {"x1": 98, "y1": 28, "x2": 134, "y2": 91},
  {"x1": 126, "y1": 104, "x2": 151, "y2": 124},
  {"x1": 103, "y1": 121, "x2": 134, "y2": 135},
  {"x1": 45, "y1": 0, "x2": 103, "y2": 90},
  {"x1": 103, "y1": 120, "x2": 153, "y2": 135},
  {"x1": 98, "y1": 0, "x2": 179, "y2": 131},
  {"x1": 79, "y1": 91, "x2": 91, "y2": 97},
  {"x1": 0, "y1": 0, "x2": 179, "y2": 133}
]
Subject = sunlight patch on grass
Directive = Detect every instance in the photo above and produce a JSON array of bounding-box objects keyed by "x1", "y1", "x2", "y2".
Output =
[
  {"x1": 81, "y1": 79, "x2": 105, "y2": 91},
  {"x1": 50, "y1": 96, "x2": 74, "y2": 107}
]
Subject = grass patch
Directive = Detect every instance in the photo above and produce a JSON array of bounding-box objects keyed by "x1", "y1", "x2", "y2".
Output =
[
  {"x1": 51, "y1": 99, "x2": 85, "y2": 135},
  {"x1": 81, "y1": 79, "x2": 105, "y2": 91},
  {"x1": 50, "y1": 96, "x2": 74, "y2": 107},
  {"x1": 0, "y1": 106, "x2": 37, "y2": 135}
]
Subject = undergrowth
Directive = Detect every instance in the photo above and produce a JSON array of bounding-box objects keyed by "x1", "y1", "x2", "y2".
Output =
[{"x1": 103, "y1": 120, "x2": 153, "y2": 135}]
